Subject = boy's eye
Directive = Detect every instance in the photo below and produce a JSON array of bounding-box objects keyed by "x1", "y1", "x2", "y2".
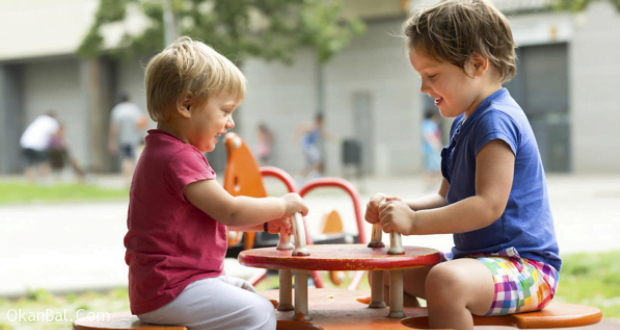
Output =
[{"x1": 427, "y1": 74, "x2": 437, "y2": 80}]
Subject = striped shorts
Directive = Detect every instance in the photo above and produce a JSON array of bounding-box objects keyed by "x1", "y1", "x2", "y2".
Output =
[{"x1": 444, "y1": 247, "x2": 559, "y2": 316}]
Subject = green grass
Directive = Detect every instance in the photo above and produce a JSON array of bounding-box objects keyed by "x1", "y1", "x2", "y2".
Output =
[
  {"x1": 0, "y1": 288, "x2": 130, "y2": 330},
  {"x1": 0, "y1": 183, "x2": 128, "y2": 204},
  {"x1": 0, "y1": 252, "x2": 618, "y2": 330},
  {"x1": 554, "y1": 251, "x2": 620, "y2": 320}
]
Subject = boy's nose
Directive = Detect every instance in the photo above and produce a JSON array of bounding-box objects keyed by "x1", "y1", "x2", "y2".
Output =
[
  {"x1": 227, "y1": 117, "x2": 235, "y2": 128},
  {"x1": 420, "y1": 80, "x2": 429, "y2": 94}
]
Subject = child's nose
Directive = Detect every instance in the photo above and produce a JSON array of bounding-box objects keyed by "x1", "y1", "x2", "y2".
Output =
[
  {"x1": 420, "y1": 80, "x2": 430, "y2": 94},
  {"x1": 227, "y1": 117, "x2": 235, "y2": 128}
]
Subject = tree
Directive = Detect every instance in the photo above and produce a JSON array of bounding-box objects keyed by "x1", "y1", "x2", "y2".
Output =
[
  {"x1": 553, "y1": 0, "x2": 620, "y2": 12},
  {"x1": 77, "y1": 0, "x2": 366, "y2": 64}
]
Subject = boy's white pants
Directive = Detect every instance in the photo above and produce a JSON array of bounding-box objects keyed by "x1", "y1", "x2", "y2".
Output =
[{"x1": 138, "y1": 275, "x2": 276, "y2": 330}]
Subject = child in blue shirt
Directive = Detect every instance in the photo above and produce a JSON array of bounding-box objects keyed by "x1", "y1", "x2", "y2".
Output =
[{"x1": 365, "y1": 1, "x2": 561, "y2": 329}]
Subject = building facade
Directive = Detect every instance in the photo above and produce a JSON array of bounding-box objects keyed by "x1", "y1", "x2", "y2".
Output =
[{"x1": 0, "y1": 0, "x2": 618, "y2": 176}]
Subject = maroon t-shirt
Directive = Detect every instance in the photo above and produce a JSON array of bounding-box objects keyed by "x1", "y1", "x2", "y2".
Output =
[{"x1": 124, "y1": 129, "x2": 227, "y2": 315}]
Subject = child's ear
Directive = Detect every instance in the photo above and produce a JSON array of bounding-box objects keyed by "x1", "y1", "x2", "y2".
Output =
[
  {"x1": 176, "y1": 92, "x2": 193, "y2": 119},
  {"x1": 469, "y1": 52, "x2": 489, "y2": 77}
]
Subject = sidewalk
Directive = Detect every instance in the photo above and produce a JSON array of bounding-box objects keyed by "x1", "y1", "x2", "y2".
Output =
[{"x1": 1, "y1": 174, "x2": 619, "y2": 327}]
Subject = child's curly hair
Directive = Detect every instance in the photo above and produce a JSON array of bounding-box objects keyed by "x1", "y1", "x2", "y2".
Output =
[
  {"x1": 144, "y1": 36, "x2": 246, "y2": 122},
  {"x1": 404, "y1": 0, "x2": 516, "y2": 83}
]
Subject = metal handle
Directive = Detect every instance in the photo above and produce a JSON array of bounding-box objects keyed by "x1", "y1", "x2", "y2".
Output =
[
  {"x1": 368, "y1": 198, "x2": 404, "y2": 255},
  {"x1": 367, "y1": 223, "x2": 385, "y2": 248},
  {"x1": 388, "y1": 231, "x2": 404, "y2": 255},
  {"x1": 292, "y1": 212, "x2": 310, "y2": 256}
]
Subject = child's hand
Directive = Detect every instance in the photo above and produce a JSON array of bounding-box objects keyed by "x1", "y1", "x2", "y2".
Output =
[
  {"x1": 365, "y1": 193, "x2": 387, "y2": 224},
  {"x1": 281, "y1": 193, "x2": 309, "y2": 217},
  {"x1": 366, "y1": 193, "x2": 403, "y2": 224},
  {"x1": 265, "y1": 217, "x2": 293, "y2": 235},
  {"x1": 378, "y1": 197, "x2": 414, "y2": 235}
]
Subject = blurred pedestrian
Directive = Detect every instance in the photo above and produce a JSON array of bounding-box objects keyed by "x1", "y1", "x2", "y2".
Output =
[
  {"x1": 47, "y1": 123, "x2": 87, "y2": 182},
  {"x1": 257, "y1": 123, "x2": 273, "y2": 166},
  {"x1": 421, "y1": 108, "x2": 442, "y2": 190},
  {"x1": 108, "y1": 94, "x2": 147, "y2": 186},
  {"x1": 294, "y1": 113, "x2": 333, "y2": 183},
  {"x1": 19, "y1": 112, "x2": 59, "y2": 183}
]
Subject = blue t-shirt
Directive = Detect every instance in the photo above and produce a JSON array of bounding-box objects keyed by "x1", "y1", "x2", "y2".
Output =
[{"x1": 441, "y1": 88, "x2": 562, "y2": 271}]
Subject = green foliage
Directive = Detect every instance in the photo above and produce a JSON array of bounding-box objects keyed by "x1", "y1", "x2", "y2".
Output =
[
  {"x1": 553, "y1": 0, "x2": 620, "y2": 12},
  {"x1": 77, "y1": 0, "x2": 366, "y2": 64}
]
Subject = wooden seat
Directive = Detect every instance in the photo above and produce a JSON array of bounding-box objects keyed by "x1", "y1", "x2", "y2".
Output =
[{"x1": 400, "y1": 302, "x2": 602, "y2": 329}]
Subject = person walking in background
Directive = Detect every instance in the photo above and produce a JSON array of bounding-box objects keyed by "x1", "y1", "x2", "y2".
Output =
[
  {"x1": 47, "y1": 123, "x2": 87, "y2": 182},
  {"x1": 257, "y1": 123, "x2": 273, "y2": 166},
  {"x1": 19, "y1": 112, "x2": 60, "y2": 183},
  {"x1": 421, "y1": 108, "x2": 442, "y2": 190},
  {"x1": 294, "y1": 113, "x2": 333, "y2": 183},
  {"x1": 108, "y1": 94, "x2": 147, "y2": 186}
]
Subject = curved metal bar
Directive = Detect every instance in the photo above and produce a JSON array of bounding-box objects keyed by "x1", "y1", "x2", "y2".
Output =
[
  {"x1": 259, "y1": 166, "x2": 298, "y2": 193},
  {"x1": 298, "y1": 178, "x2": 367, "y2": 244},
  {"x1": 259, "y1": 166, "x2": 313, "y2": 245}
]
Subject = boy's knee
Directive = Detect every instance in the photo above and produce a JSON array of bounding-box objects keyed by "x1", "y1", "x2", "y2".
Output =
[{"x1": 426, "y1": 263, "x2": 465, "y2": 298}]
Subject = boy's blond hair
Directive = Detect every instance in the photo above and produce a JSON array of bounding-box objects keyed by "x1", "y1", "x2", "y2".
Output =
[
  {"x1": 144, "y1": 36, "x2": 246, "y2": 122},
  {"x1": 404, "y1": 0, "x2": 516, "y2": 83}
]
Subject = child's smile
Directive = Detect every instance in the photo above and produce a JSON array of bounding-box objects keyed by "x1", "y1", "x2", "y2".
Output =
[
  {"x1": 408, "y1": 48, "x2": 500, "y2": 120},
  {"x1": 189, "y1": 93, "x2": 239, "y2": 153}
]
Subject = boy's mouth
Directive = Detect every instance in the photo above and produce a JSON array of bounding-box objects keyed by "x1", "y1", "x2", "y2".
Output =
[
  {"x1": 215, "y1": 132, "x2": 226, "y2": 142},
  {"x1": 434, "y1": 98, "x2": 443, "y2": 106}
]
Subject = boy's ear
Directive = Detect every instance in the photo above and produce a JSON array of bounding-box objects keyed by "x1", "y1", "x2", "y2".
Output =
[
  {"x1": 176, "y1": 92, "x2": 193, "y2": 119},
  {"x1": 469, "y1": 52, "x2": 489, "y2": 77}
]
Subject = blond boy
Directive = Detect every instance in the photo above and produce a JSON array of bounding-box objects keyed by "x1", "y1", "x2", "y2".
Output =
[{"x1": 125, "y1": 37, "x2": 307, "y2": 330}]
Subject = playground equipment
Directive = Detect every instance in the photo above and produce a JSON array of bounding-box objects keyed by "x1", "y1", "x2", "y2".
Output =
[{"x1": 73, "y1": 133, "x2": 603, "y2": 330}]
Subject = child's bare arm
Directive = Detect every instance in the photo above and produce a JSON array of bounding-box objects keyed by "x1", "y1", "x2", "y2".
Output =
[
  {"x1": 380, "y1": 140, "x2": 514, "y2": 235},
  {"x1": 228, "y1": 217, "x2": 293, "y2": 234},
  {"x1": 405, "y1": 178, "x2": 450, "y2": 211},
  {"x1": 365, "y1": 180, "x2": 448, "y2": 225},
  {"x1": 184, "y1": 180, "x2": 308, "y2": 227}
]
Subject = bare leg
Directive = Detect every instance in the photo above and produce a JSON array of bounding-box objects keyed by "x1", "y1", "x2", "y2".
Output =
[
  {"x1": 425, "y1": 259, "x2": 494, "y2": 330},
  {"x1": 39, "y1": 162, "x2": 52, "y2": 183},
  {"x1": 24, "y1": 166, "x2": 36, "y2": 182},
  {"x1": 122, "y1": 158, "x2": 135, "y2": 186}
]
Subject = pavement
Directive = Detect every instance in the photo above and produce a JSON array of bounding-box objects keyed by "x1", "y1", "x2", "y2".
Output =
[{"x1": 1, "y1": 173, "x2": 619, "y2": 328}]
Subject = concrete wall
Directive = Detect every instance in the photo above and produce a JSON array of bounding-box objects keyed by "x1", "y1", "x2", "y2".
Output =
[
  {"x1": 0, "y1": 65, "x2": 24, "y2": 173},
  {"x1": 241, "y1": 19, "x2": 423, "y2": 176},
  {"x1": 21, "y1": 59, "x2": 89, "y2": 166},
  {"x1": 117, "y1": 59, "x2": 148, "y2": 118},
  {"x1": 570, "y1": 1, "x2": 620, "y2": 172}
]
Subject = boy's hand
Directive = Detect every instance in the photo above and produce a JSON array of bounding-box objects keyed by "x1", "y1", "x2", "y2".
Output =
[
  {"x1": 378, "y1": 197, "x2": 414, "y2": 235},
  {"x1": 266, "y1": 217, "x2": 293, "y2": 235},
  {"x1": 365, "y1": 193, "x2": 387, "y2": 224},
  {"x1": 366, "y1": 193, "x2": 403, "y2": 224},
  {"x1": 281, "y1": 193, "x2": 309, "y2": 217}
]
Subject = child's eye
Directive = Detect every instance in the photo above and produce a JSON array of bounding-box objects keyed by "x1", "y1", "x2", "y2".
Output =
[{"x1": 427, "y1": 74, "x2": 437, "y2": 80}]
